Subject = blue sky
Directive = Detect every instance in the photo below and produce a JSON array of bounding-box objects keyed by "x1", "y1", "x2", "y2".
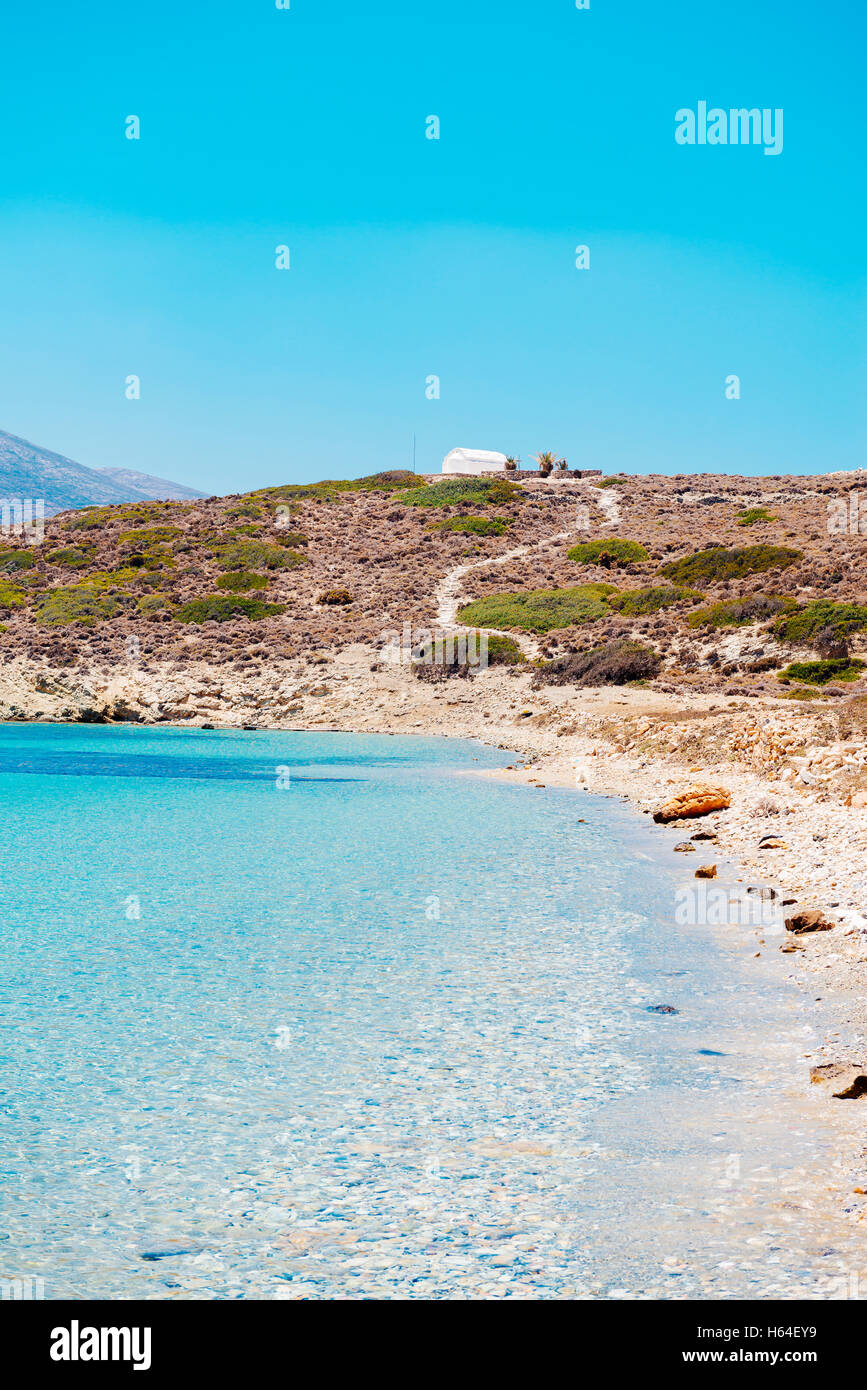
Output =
[{"x1": 0, "y1": 0, "x2": 863, "y2": 492}]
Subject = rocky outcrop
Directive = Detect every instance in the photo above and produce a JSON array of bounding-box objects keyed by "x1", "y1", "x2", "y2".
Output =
[
  {"x1": 653, "y1": 784, "x2": 731, "y2": 823},
  {"x1": 809, "y1": 1062, "x2": 867, "y2": 1098}
]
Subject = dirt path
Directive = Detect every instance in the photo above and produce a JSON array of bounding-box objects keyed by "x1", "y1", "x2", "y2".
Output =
[{"x1": 434, "y1": 530, "x2": 574, "y2": 657}]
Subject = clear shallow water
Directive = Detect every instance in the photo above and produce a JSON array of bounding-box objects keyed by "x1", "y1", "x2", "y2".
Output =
[{"x1": 0, "y1": 724, "x2": 863, "y2": 1300}]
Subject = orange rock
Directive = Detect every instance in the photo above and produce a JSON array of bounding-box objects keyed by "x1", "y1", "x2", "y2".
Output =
[{"x1": 652, "y1": 784, "x2": 731, "y2": 823}]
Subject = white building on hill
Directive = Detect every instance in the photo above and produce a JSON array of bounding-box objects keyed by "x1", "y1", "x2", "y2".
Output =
[{"x1": 441, "y1": 447, "x2": 507, "y2": 476}]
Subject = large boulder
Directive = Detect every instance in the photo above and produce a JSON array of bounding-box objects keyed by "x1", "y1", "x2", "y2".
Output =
[{"x1": 653, "y1": 784, "x2": 731, "y2": 823}]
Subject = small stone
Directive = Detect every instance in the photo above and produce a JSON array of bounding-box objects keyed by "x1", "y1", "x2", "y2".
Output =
[
  {"x1": 673, "y1": 842, "x2": 696, "y2": 853},
  {"x1": 785, "y1": 909, "x2": 835, "y2": 935},
  {"x1": 695, "y1": 864, "x2": 717, "y2": 879}
]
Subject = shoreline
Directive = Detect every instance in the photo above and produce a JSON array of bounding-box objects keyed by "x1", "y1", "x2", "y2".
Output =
[{"x1": 3, "y1": 641, "x2": 867, "y2": 1058}]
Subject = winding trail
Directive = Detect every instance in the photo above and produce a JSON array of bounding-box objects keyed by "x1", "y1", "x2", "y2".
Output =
[
  {"x1": 433, "y1": 483, "x2": 620, "y2": 657},
  {"x1": 434, "y1": 530, "x2": 573, "y2": 658}
]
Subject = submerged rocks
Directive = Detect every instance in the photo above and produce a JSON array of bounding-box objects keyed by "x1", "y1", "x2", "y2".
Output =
[
  {"x1": 809, "y1": 1062, "x2": 867, "y2": 1099},
  {"x1": 673, "y1": 842, "x2": 696, "y2": 853},
  {"x1": 784, "y1": 908, "x2": 835, "y2": 934},
  {"x1": 652, "y1": 784, "x2": 731, "y2": 823}
]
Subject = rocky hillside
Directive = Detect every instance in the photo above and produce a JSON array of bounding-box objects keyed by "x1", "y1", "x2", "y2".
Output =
[{"x1": 0, "y1": 467, "x2": 866, "y2": 704}]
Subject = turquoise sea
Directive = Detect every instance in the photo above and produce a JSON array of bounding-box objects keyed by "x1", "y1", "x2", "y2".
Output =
[{"x1": 0, "y1": 725, "x2": 861, "y2": 1300}]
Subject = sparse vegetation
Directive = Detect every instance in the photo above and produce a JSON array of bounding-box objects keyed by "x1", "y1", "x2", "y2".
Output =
[
  {"x1": 568, "y1": 538, "x2": 649, "y2": 565},
  {"x1": 596, "y1": 476, "x2": 631, "y2": 488},
  {"x1": 534, "y1": 638, "x2": 661, "y2": 687},
  {"x1": 661, "y1": 544, "x2": 801, "y2": 585},
  {"x1": 458, "y1": 584, "x2": 615, "y2": 634}
]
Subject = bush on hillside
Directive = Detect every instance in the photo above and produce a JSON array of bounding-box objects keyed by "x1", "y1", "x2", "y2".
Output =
[
  {"x1": 774, "y1": 600, "x2": 867, "y2": 644},
  {"x1": 36, "y1": 586, "x2": 126, "y2": 626},
  {"x1": 397, "y1": 477, "x2": 521, "y2": 507},
  {"x1": 174, "y1": 596, "x2": 287, "y2": 623},
  {"x1": 458, "y1": 583, "x2": 615, "y2": 634},
  {"x1": 777, "y1": 659, "x2": 865, "y2": 686},
  {"x1": 736, "y1": 507, "x2": 776, "y2": 526},
  {"x1": 661, "y1": 544, "x2": 801, "y2": 585},
  {"x1": 216, "y1": 570, "x2": 269, "y2": 592},
  {"x1": 534, "y1": 638, "x2": 661, "y2": 687},
  {"x1": 609, "y1": 585, "x2": 702, "y2": 616},
  {"x1": 428, "y1": 514, "x2": 510, "y2": 536},
  {"x1": 688, "y1": 593, "x2": 796, "y2": 629},
  {"x1": 568, "y1": 538, "x2": 649, "y2": 565}
]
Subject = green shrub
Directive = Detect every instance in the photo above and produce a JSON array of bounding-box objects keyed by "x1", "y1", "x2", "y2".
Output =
[
  {"x1": 777, "y1": 659, "x2": 865, "y2": 686},
  {"x1": 458, "y1": 583, "x2": 615, "y2": 634},
  {"x1": 534, "y1": 638, "x2": 661, "y2": 687},
  {"x1": 661, "y1": 544, "x2": 801, "y2": 585},
  {"x1": 397, "y1": 477, "x2": 521, "y2": 508},
  {"x1": 46, "y1": 546, "x2": 93, "y2": 569},
  {"x1": 174, "y1": 596, "x2": 287, "y2": 623},
  {"x1": 137, "y1": 593, "x2": 172, "y2": 615},
  {"x1": 213, "y1": 539, "x2": 307, "y2": 571},
  {"x1": 774, "y1": 600, "x2": 867, "y2": 644},
  {"x1": 429, "y1": 514, "x2": 510, "y2": 536},
  {"x1": 216, "y1": 570, "x2": 269, "y2": 592},
  {"x1": 0, "y1": 547, "x2": 35, "y2": 572},
  {"x1": 596, "y1": 476, "x2": 631, "y2": 488},
  {"x1": 688, "y1": 593, "x2": 797, "y2": 629},
  {"x1": 568, "y1": 538, "x2": 649, "y2": 565},
  {"x1": 316, "y1": 588, "x2": 353, "y2": 605},
  {"x1": 0, "y1": 579, "x2": 26, "y2": 612},
  {"x1": 609, "y1": 585, "x2": 703, "y2": 616},
  {"x1": 274, "y1": 530, "x2": 308, "y2": 548},
  {"x1": 484, "y1": 633, "x2": 526, "y2": 665},
  {"x1": 736, "y1": 507, "x2": 776, "y2": 526},
  {"x1": 36, "y1": 586, "x2": 125, "y2": 626}
]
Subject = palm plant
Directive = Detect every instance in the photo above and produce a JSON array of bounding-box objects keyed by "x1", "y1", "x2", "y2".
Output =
[
  {"x1": 533, "y1": 451, "x2": 556, "y2": 476},
  {"x1": 504, "y1": 455, "x2": 519, "y2": 472}
]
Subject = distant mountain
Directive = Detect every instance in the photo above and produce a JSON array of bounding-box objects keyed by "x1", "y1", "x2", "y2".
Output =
[
  {"x1": 0, "y1": 429, "x2": 208, "y2": 516},
  {"x1": 94, "y1": 467, "x2": 208, "y2": 503}
]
